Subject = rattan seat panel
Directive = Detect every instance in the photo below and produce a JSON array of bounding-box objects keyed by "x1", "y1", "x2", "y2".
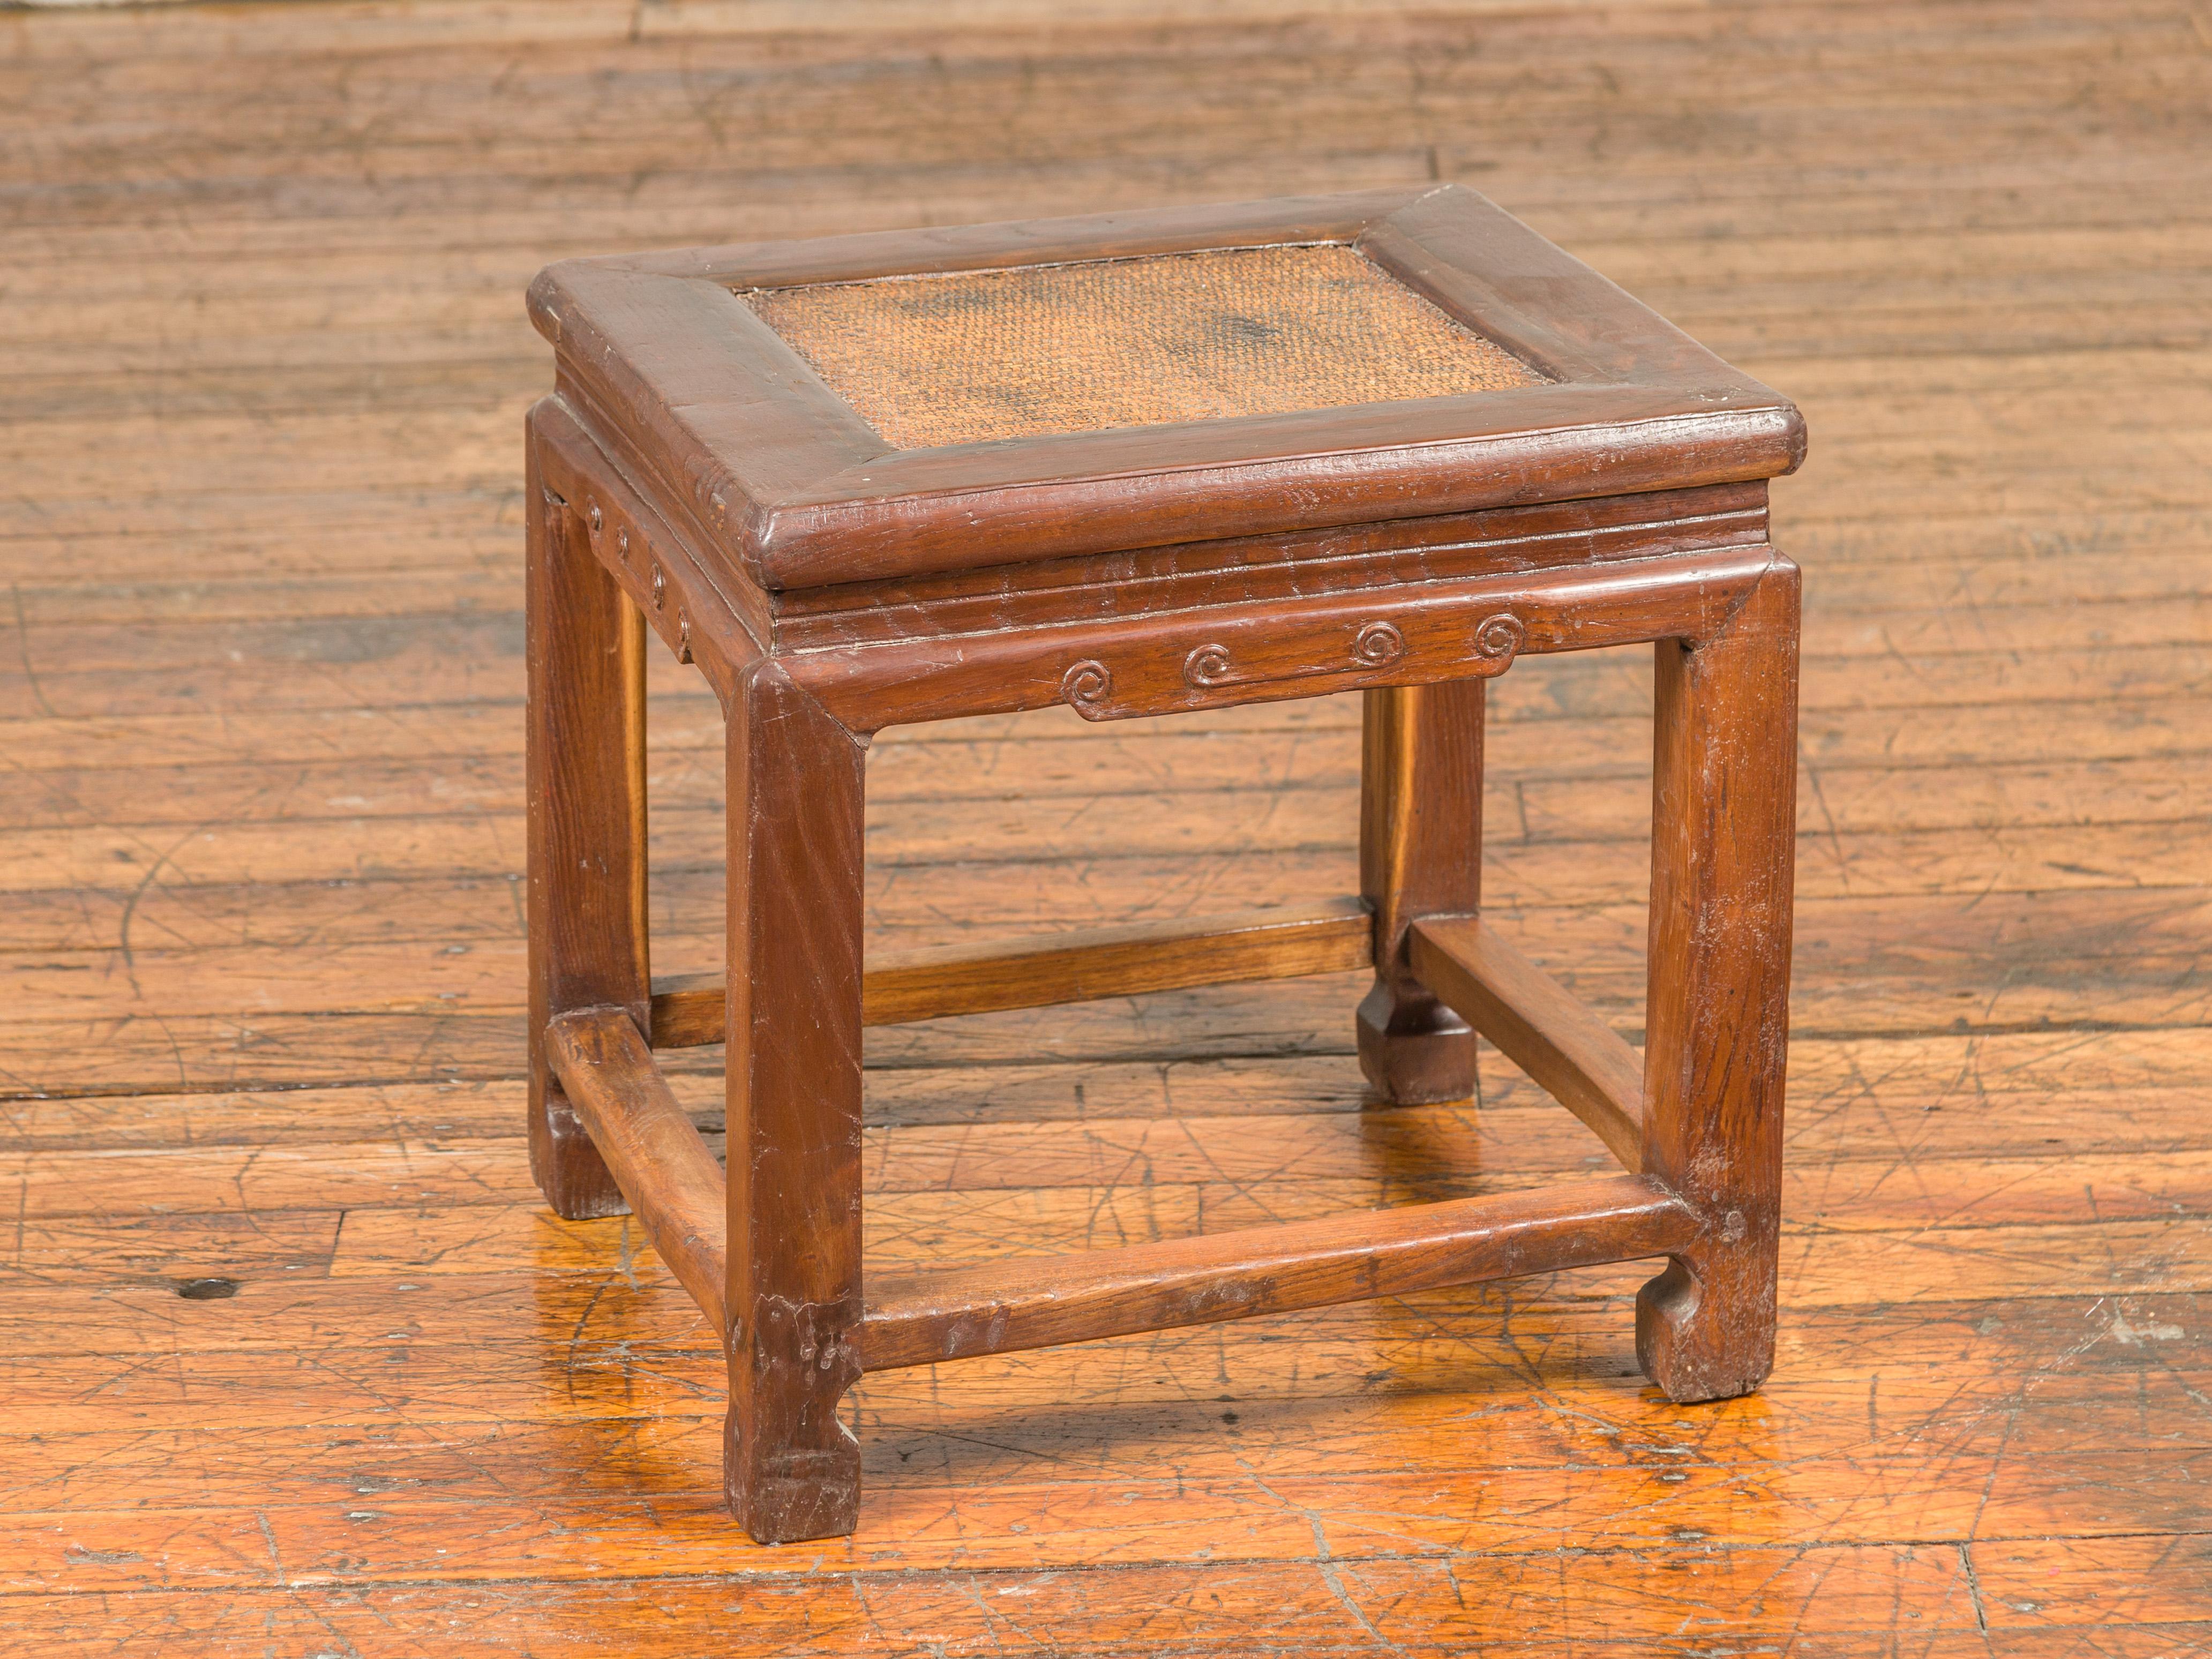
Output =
[{"x1": 744, "y1": 243, "x2": 1547, "y2": 450}]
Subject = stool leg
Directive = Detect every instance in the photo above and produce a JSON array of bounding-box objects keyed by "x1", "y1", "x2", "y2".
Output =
[
  {"x1": 525, "y1": 418, "x2": 648, "y2": 1220},
  {"x1": 1356, "y1": 680, "x2": 1484, "y2": 1104},
  {"x1": 723, "y1": 662, "x2": 868, "y2": 1543},
  {"x1": 1636, "y1": 560, "x2": 1800, "y2": 1402}
]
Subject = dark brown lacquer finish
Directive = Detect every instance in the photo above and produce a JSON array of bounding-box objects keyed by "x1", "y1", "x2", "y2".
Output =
[{"x1": 521, "y1": 186, "x2": 1805, "y2": 1542}]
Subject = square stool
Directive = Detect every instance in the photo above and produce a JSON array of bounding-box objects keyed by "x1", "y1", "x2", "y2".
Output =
[{"x1": 523, "y1": 185, "x2": 1804, "y2": 1544}]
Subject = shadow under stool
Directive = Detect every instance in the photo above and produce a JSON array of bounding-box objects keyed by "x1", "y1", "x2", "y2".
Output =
[{"x1": 521, "y1": 184, "x2": 1805, "y2": 1543}]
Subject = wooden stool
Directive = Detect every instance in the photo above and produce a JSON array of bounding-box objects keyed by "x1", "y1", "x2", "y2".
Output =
[{"x1": 523, "y1": 186, "x2": 1804, "y2": 1544}]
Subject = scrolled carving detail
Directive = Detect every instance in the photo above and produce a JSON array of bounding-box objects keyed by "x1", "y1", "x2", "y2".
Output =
[
  {"x1": 1472, "y1": 611, "x2": 1526, "y2": 663},
  {"x1": 1351, "y1": 620, "x2": 1406, "y2": 667},
  {"x1": 1183, "y1": 643, "x2": 1234, "y2": 687},
  {"x1": 1061, "y1": 658, "x2": 1114, "y2": 716}
]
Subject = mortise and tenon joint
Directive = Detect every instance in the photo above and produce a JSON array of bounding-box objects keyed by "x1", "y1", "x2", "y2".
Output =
[{"x1": 524, "y1": 186, "x2": 1804, "y2": 1543}]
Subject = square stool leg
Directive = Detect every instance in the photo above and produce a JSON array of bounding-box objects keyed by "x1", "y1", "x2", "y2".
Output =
[
  {"x1": 722, "y1": 661, "x2": 869, "y2": 1543},
  {"x1": 1357, "y1": 679, "x2": 1484, "y2": 1104},
  {"x1": 1637, "y1": 562, "x2": 1801, "y2": 1402},
  {"x1": 525, "y1": 419, "x2": 648, "y2": 1220}
]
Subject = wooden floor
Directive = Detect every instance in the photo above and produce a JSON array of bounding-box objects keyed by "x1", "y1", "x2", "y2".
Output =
[{"x1": 5, "y1": 0, "x2": 2211, "y2": 1649}]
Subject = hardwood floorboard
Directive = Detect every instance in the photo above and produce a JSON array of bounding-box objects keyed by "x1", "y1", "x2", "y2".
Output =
[{"x1": 6, "y1": 0, "x2": 2209, "y2": 1647}]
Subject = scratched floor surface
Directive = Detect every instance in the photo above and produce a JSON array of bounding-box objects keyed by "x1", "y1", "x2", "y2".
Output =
[{"x1": 4, "y1": 0, "x2": 2211, "y2": 1650}]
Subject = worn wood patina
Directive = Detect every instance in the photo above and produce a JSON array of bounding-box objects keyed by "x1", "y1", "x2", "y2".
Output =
[
  {"x1": 524, "y1": 184, "x2": 1805, "y2": 1541},
  {"x1": 7, "y1": 0, "x2": 2211, "y2": 1644}
]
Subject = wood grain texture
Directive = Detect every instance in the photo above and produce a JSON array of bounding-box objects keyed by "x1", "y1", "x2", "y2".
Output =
[
  {"x1": 547, "y1": 171, "x2": 1795, "y2": 1534},
  {"x1": 530, "y1": 186, "x2": 1804, "y2": 589},
  {"x1": 524, "y1": 406, "x2": 648, "y2": 1219},
  {"x1": 544, "y1": 1007, "x2": 728, "y2": 1333},
  {"x1": 721, "y1": 660, "x2": 868, "y2": 1543},
  {"x1": 1408, "y1": 913, "x2": 1646, "y2": 1169},
  {"x1": 8, "y1": 0, "x2": 2211, "y2": 1646},
  {"x1": 651, "y1": 898, "x2": 1375, "y2": 1045},
  {"x1": 780, "y1": 532, "x2": 1764, "y2": 732},
  {"x1": 861, "y1": 1174, "x2": 1696, "y2": 1370},
  {"x1": 1355, "y1": 680, "x2": 1483, "y2": 1102},
  {"x1": 1636, "y1": 560, "x2": 1801, "y2": 1404}
]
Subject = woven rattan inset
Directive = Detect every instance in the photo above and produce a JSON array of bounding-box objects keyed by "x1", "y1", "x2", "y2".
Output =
[{"x1": 743, "y1": 243, "x2": 1547, "y2": 450}]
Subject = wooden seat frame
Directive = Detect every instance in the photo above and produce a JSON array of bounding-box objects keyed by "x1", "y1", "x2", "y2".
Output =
[{"x1": 524, "y1": 189, "x2": 1802, "y2": 1544}]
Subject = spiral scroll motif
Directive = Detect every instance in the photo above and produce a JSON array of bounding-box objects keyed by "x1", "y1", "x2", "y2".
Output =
[
  {"x1": 1351, "y1": 621, "x2": 1406, "y2": 667},
  {"x1": 1183, "y1": 644, "x2": 1234, "y2": 688},
  {"x1": 1061, "y1": 659, "x2": 1114, "y2": 714},
  {"x1": 1473, "y1": 612, "x2": 1526, "y2": 663}
]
